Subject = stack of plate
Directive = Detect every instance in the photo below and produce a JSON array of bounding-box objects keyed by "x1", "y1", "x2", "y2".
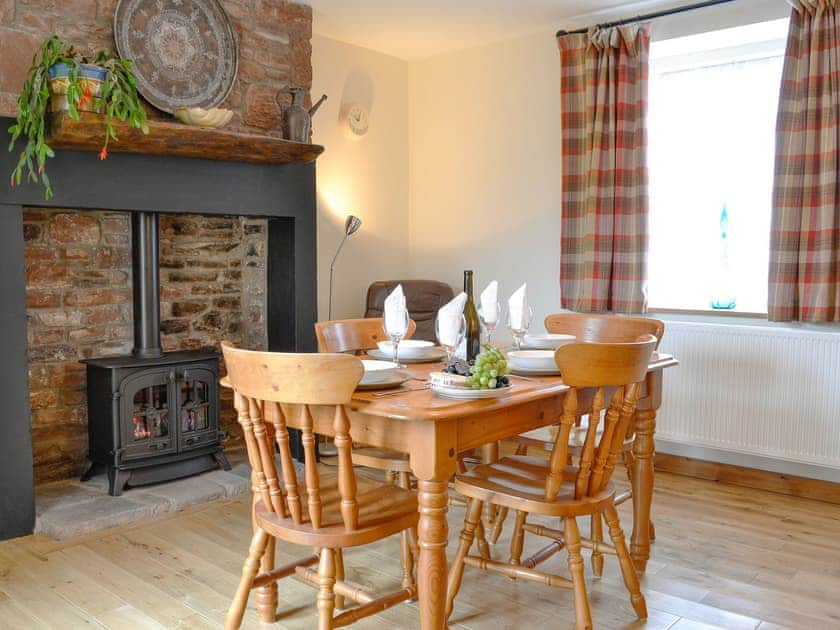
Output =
[
  {"x1": 368, "y1": 340, "x2": 446, "y2": 363},
  {"x1": 507, "y1": 350, "x2": 562, "y2": 376},
  {"x1": 357, "y1": 360, "x2": 407, "y2": 390}
]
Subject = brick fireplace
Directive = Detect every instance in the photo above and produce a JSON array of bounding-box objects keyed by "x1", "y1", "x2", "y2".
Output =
[
  {"x1": 24, "y1": 209, "x2": 267, "y2": 484},
  {"x1": 0, "y1": 0, "x2": 318, "y2": 540}
]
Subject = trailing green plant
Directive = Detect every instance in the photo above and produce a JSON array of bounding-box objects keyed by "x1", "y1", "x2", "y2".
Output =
[{"x1": 7, "y1": 35, "x2": 149, "y2": 199}]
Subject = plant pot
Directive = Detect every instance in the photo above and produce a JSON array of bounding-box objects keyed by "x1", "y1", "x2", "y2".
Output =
[{"x1": 48, "y1": 63, "x2": 106, "y2": 113}]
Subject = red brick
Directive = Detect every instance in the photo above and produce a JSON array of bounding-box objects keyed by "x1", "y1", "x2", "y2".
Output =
[
  {"x1": 81, "y1": 304, "x2": 122, "y2": 325},
  {"x1": 28, "y1": 328, "x2": 65, "y2": 346},
  {"x1": 30, "y1": 388, "x2": 58, "y2": 410},
  {"x1": 59, "y1": 387, "x2": 86, "y2": 406},
  {"x1": 64, "y1": 288, "x2": 131, "y2": 306},
  {"x1": 49, "y1": 212, "x2": 100, "y2": 244},
  {"x1": 0, "y1": 0, "x2": 12, "y2": 24},
  {"x1": 243, "y1": 83, "x2": 282, "y2": 130},
  {"x1": 27, "y1": 291, "x2": 62, "y2": 308},
  {"x1": 29, "y1": 365, "x2": 51, "y2": 389},
  {"x1": 0, "y1": 29, "x2": 41, "y2": 97},
  {"x1": 25, "y1": 0, "x2": 96, "y2": 18},
  {"x1": 25, "y1": 246, "x2": 55, "y2": 261},
  {"x1": 26, "y1": 262, "x2": 71, "y2": 289},
  {"x1": 60, "y1": 246, "x2": 91, "y2": 261},
  {"x1": 37, "y1": 309, "x2": 83, "y2": 326},
  {"x1": 50, "y1": 364, "x2": 86, "y2": 387},
  {"x1": 68, "y1": 326, "x2": 107, "y2": 342}
]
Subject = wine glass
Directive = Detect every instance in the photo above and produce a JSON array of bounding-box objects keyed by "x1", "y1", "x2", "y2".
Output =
[
  {"x1": 384, "y1": 308, "x2": 410, "y2": 367},
  {"x1": 479, "y1": 302, "x2": 501, "y2": 346},
  {"x1": 435, "y1": 313, "x2": 467, "y2": 364},
  {"x1": 506, "y1": 306, "x2": 534, "y2": 350}
]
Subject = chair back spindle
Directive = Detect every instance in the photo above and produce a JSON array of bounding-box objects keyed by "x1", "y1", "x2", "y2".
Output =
[
  {"x1": 545, "y1": 336, "x2": 656, "y2": 501},
  {"x1": 222, "y1": 341, "x2": 364, "y2": 531}
]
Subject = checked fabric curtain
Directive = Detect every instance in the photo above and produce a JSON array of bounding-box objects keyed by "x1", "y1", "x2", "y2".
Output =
[
  {"x1": 557, "y1": 24, "x2": 651, "y2": 314},
  {"x1": 769, "y1": 1, "x2": 840, "y2": 321}
]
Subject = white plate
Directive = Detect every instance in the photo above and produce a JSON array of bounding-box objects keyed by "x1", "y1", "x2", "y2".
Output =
[
  {"x1": 522, "y1": 333, "x2": 576, "y2": 350},
  {"x1": 508, "y1": 350, "x2": 557, "y2": 371},
  {"x1": 367, "y1": 347, "x2": 447, "y2": 364},
  {"x1": 360, "y1": 359, "x2": 400, "y2": 385},
  {"x1": 356, "y1": 371, "x2": 410, "y2": 391},
  {"x1": 431, "y1": 383, "x2": 513, "y2": 399},
  {"x1": 376, "y1": 339, "x2": 437, "y2": 359}
]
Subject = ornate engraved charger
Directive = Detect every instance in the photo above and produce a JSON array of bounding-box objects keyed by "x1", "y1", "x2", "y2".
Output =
[{"x1": 114, "y1": 0, "x2": 238, "y2": 113}]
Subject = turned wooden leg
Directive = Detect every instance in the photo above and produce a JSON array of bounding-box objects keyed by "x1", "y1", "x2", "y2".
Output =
[
  {"x1": 316, "y1": 548, "x2": 336, "y2": 630},
  {"x1": 446, "y1": 498, "x2": 483, "y2": 619},
  {"x1": 564, "y1": 517, "x2": 592, "y2": 630},
  {"x1": 591, "y1": 513, "x2": 604, "y2": 576},
  {"x1": 255, "y1": 535, "x2": 277, "y2": 623},
  {"x1": 225, "y1": 528, "x2": 269, "y2": 630},
  {"x1": 605, "y1": 503, "x2": 647, "y2": 619},
  {"x1": 385, "y1": 470, "x2": 397, "y2": 485},
  {"x1": 631, "y1": 408, "x2": 657, "y2": 572},
  {"x1": 490, "y1": 506, "x2": 508, "y2": 544},
  {"x1": 482, "y1": 442, "x2": 500, "y2": 527},
  {"x1": 508, "y1": 510, "x2": 528, "y2": 567},
  {"x1": 397, "y1": 472, "x2": 417, "y2": 591},
  {"x1": 475, "y1": 514, "x2": 491, "y2": 560},
  {"x1": 334, "y1": 548, "x2": 345, "y2": 610},
  {"x1": 417, "y1": 479, "x2": 449, "y2": 630}
]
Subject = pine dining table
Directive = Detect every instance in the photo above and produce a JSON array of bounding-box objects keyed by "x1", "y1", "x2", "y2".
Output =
[{"x1": 227, "y1": 351, "x2": 678, "y2": 629}]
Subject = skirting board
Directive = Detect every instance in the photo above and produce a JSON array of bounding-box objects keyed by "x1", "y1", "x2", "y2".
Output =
[{"x1": 655, "y1": 440, "x2": 840, "y2": 505}]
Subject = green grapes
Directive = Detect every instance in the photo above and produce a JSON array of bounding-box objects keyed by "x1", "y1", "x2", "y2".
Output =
[{"x1": 464, "y1": 345, "x2": 511, "y2": 390}]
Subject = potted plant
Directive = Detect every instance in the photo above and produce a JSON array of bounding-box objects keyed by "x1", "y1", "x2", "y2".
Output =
[{"x1": 7, "y1": 35, "x2": 149, "y2": 199}]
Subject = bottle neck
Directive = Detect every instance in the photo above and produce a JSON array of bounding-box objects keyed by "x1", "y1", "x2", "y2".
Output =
[{"x1": 463, "y1": 271, "x2": 474, "y2": 298}]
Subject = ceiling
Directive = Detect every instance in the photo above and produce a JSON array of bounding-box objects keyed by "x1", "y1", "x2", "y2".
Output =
[{"x1": 304, "y1": 0, "x2": 699, "y2": 60}]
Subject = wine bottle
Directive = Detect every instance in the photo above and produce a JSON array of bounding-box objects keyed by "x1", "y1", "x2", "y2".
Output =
[{"x1": 463, "y1": 270, "x2": 481, "y2": 362}]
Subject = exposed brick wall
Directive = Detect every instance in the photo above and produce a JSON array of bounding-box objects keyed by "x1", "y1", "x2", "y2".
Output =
[
  {"x1": 0, "y1": 0, "x2": 312, "y2": 133},
  {"x1": 24, "y1": 209, "x2": 266, "y2": 483}
]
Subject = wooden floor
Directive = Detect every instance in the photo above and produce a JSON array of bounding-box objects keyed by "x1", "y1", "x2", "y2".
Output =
[{"x1": 1, "y1": 469, "x2": 839, "y2": 629}]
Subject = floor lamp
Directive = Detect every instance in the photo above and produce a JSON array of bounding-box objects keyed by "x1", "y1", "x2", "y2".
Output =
[{"x1": 328, "y1": 214, "x2": 362, "y2": 320}]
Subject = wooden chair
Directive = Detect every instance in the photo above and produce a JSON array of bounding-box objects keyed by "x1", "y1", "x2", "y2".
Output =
[
  {"x1": 221, "y1": 342, "x2": 418, "y2": 630},
  {"x1": 446, "y1": 337, "x2": 657, "y2": 630},
  {"x1": 314, "y1": 317, "x2": 417, "y2": 479},
  {"x1": 489, "y1": 313, "x2": 665, "y2": 548}
]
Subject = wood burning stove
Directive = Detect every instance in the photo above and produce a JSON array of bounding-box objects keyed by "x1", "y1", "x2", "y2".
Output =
[{"x1": 81, "y1": 211, "x2": 229, "y2": 495}]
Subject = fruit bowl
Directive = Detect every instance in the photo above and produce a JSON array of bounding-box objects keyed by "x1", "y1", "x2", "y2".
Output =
[{"x1": 174, "y1": 107, "x2": 234, "y2": 128}]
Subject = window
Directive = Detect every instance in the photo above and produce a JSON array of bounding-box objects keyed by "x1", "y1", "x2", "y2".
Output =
[{"x1": 647, "y1": 19, "x2": 788, "y2": 313}]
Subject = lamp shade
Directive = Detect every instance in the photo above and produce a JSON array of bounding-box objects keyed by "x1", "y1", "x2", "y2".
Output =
[{"x1": 345, "y1": 215, "x2": 362, "y2": 236}]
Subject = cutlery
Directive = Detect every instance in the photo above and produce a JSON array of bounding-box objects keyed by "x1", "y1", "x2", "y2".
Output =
[{"x1": 373, "y1": 385, "x2": 430, "y2": 397}]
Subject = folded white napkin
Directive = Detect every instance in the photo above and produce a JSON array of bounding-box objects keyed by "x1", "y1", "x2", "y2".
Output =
[
  {"x1": 384, "y1": 284, "x2": 408, "y2": 335},
  {"x1": 480, "y1": 280, "x2": 499, "y2": 324},
  {"x1": 437, "y1": 291, "x2": 467, "y2": 347},
  {"x1": 508, "y1": 283, "x2": 529, "y2": 330}
]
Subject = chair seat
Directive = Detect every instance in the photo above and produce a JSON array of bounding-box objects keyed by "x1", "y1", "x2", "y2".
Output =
[
  {"x1": 255, "y1": 472, "x2": 417, "y2": 548},
  {"x1": 519, "y1": 424, "x2": 634, "y2": 452},
  {"x1": 454, "y1": 455, "x2": 615, "y2": 518},
  {"x1": 351, "y1": 446, "x2": 411, "y2": 473}
]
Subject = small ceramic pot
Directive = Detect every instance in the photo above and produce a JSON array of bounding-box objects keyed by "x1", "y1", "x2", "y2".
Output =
[{"x1": 48, "y1": 63, "x2": 107, "y2": 113}]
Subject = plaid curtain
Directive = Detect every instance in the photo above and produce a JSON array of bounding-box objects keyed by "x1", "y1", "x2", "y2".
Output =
[
  {"x1": 558, "y1": 25, "x2": 651, "y2": 314},
  {"x1": 769, "y1": 1, "x2": 840, "y2": 321}
]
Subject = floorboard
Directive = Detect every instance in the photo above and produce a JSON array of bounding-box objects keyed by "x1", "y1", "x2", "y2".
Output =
[{"x1": 1, "y1": 469, "x2": 839, "y2": 629}]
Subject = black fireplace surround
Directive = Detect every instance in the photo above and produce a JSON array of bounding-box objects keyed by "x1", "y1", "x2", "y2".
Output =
[{"x1": 0, "y1": 116, "x2": 318, "y2": 540}]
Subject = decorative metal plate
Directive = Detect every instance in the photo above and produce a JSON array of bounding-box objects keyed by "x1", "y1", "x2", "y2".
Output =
[{"x1": 114, "y1": 0, "x2": 238, "y2": 114}]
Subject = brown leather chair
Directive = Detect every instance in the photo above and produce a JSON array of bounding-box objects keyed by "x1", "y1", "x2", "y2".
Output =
[{"x1": 365, "y1": 280, "x2": 455, "y2": 342}]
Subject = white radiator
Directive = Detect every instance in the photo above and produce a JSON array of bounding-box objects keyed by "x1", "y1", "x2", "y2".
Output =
[{"x1": 656, "y1": 321, "x2": 840, "y2": 480}]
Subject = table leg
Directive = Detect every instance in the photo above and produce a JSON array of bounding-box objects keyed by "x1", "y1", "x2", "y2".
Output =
[
  {"x1": 630, "y1": 408, "x2": 656, "y2": 572},
  {"x1": 417, "y1": 479, "x2": 450, "y2": 629}
]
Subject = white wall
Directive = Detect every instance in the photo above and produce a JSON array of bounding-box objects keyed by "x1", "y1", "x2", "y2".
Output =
[
  {"x1": 405, "y1": 0, "x2": 789, "y2": 335},
  {"x1": 408, "y1": 33, "x2": 562, "y2": 334},
  {"x1": 311, "y1": 35, "x2": 410, "y2": 321}
]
